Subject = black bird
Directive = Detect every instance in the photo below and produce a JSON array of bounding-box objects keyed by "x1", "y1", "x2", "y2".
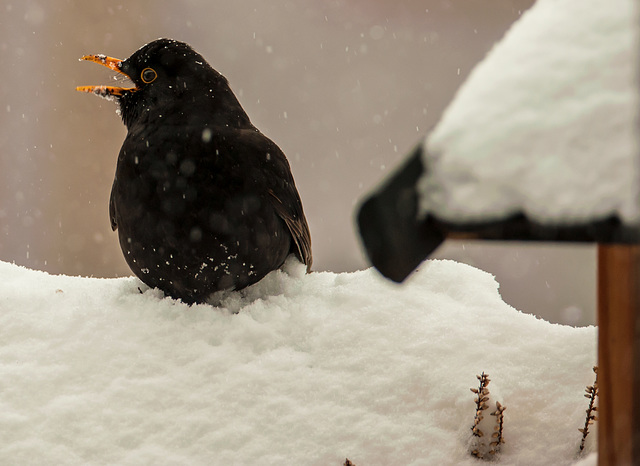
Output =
[{"x1": 77, "y1": 38, "x2": 312, "y2": 304}]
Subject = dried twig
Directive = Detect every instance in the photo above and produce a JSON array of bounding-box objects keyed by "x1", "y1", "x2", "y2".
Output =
[
  {"x1": 470, "y1": 372, "x2": 491, "y2": 442},
  {"x1": 578, "y1": 366, "x2": 599, "y2": 453},
  {"x1": 470, "y1": 372, "x2": 505, "y2": 459},
  {"x1": 489, "y1": 401, "x2": 506, "y2": 455},
  {"x1": 470, "y1": 373, "x2": 490, "y2": 459}
]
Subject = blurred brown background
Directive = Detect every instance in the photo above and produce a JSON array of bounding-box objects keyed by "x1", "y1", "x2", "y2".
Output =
[{"x1": 0, "y1": 0, "x2": 596, "y2": 325}]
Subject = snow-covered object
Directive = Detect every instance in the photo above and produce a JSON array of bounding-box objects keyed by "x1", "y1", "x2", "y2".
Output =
[
  {"x1": 0, "y1": 258, "x2": 596, "y2": 464},
  {"x1": 418, "y1": 0, "x2": 639, "y2": 225}
]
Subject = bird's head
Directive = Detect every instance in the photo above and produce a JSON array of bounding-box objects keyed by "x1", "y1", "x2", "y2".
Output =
[{"x1": 77, "y1": 38, "x2": 244, "y2": 129}]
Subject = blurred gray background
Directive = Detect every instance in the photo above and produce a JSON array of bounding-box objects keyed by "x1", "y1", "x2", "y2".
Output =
[{"x1": 0, "y1": 0, "x2": 596, "y2": 326}]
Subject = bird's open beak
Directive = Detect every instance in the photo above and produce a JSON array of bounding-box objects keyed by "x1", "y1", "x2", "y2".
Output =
[{"x1": 76, "y1": 54, "x2": 137, "y2": 97}]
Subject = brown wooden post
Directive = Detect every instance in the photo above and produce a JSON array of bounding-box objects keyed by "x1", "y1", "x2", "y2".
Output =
[{"x1": 598, "y1": 244, "x2": 640, "y2": 465}]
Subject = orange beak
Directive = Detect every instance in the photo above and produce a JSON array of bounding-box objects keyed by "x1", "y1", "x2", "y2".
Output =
[{"x1": 76, "y1": 54, "x2": 137, "y2": 97}]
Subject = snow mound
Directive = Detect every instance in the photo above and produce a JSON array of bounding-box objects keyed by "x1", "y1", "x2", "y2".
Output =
[
  {"x1": 0, "y1": 259, "x2": 596, "y2": 464},
  {"x1": 419, "y1": 0, "x2": 639, "y2": 225}
]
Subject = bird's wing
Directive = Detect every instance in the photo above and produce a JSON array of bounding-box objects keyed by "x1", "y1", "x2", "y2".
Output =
[
  {"x1": 230, "y1": 129, "x2": 312, "y2": 271},
  {"x1": 109, "y1": 179, "x2": 118, "y2": 231},
  {"x1": 268, "y1": 188, "x2": 312, "y2": 271}
]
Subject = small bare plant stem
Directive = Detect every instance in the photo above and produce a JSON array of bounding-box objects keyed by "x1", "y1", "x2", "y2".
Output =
[
  {"x1": 489, "y1": 401, "x2": 506, "y2": 455},
  {"x1": 578, "y1": 366, "x2": 599, "y2": 453},
  {"x1": 470, "y1": 372, "x2": 506, "y2": 459},
  {"x1": 470, "y1": 372, "x2": 491, "y2": 458}
]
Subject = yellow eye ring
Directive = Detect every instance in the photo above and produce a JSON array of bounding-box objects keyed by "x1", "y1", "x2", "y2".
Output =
[{"x1": 141, "y1": 67, "x2": 157, "y2": 83}]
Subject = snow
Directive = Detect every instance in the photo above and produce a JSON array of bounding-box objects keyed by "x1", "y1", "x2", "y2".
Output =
[
  {"x1": 0, "y1": 258, "x2": 597, "y2": 464},
  {"x1": 418, "y1": 0, "x2": 639, "y2": 225}
]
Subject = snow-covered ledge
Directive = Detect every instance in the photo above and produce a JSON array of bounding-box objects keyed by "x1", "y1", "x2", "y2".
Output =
[
  {"x1": 418, "y1": 0, "x2": 639, "y2": 227},
  {"x1": 0, "y1": 258, "x2": 598, "y2": 464}
]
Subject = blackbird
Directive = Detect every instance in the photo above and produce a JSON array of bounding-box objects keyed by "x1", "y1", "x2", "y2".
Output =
[{"x1": 77, "y1": 38, "x2": 312, "y2": 304}]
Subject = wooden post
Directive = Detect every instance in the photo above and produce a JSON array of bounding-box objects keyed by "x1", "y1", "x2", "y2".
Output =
[{"x1": 597, "y1": 244, "x2": 640, "y2": 465}]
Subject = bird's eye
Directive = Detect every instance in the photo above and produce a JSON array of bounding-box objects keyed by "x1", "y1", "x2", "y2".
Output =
[{"x1": 141, "y1": 67, "x2": 157, "y2": 84}]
